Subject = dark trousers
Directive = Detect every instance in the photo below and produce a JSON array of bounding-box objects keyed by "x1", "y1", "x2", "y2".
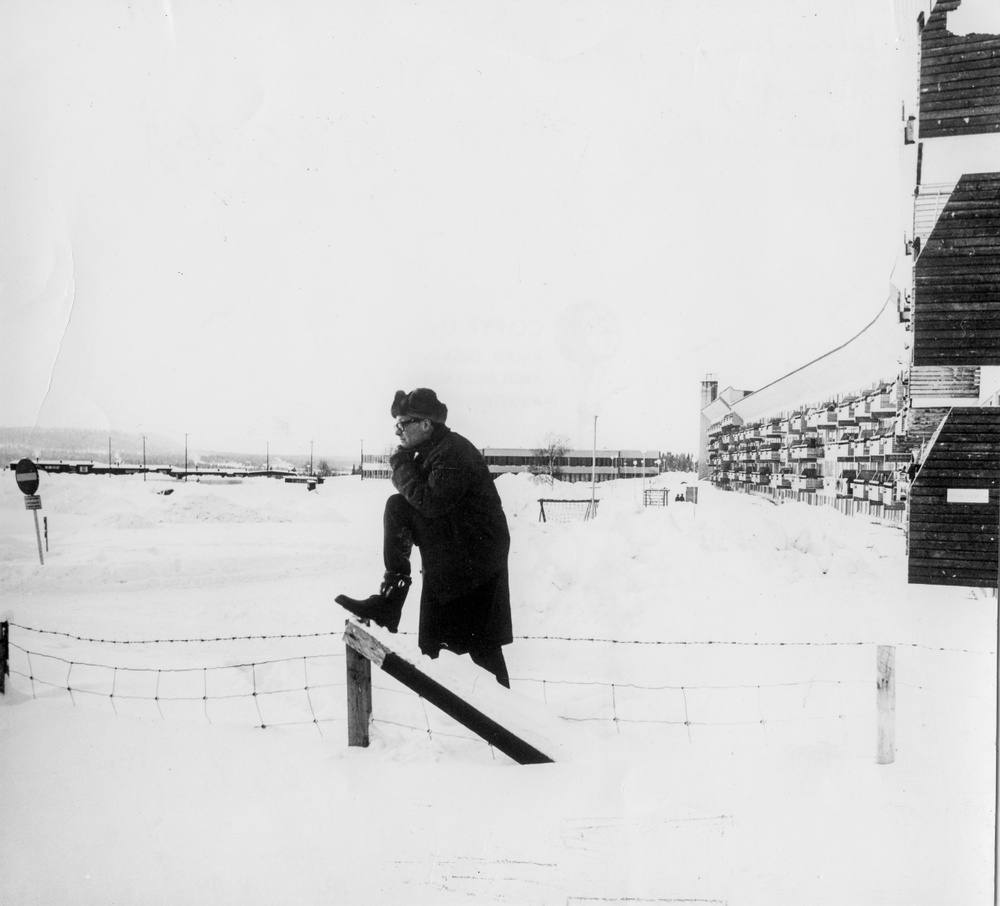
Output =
[
  {"x1": 383, "y1": 493, "x2": 416, "y2": 579},
  {"x1": 383, "y1": 494, "x2": 510, "y2": 688}
]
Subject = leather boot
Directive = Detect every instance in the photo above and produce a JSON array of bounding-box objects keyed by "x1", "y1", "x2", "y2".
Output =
[{"x1": 336, "y1": 572, "x2": 411, "y2": 633}]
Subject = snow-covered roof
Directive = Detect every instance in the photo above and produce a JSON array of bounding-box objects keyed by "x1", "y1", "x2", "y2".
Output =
[{"x1": 703, "y1": 294, "x2": 907, "y2": 426}]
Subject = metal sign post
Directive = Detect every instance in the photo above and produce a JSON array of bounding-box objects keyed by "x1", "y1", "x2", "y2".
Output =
[{"x1": 15, "y1": 459, "x2": 44, "y2": 565}]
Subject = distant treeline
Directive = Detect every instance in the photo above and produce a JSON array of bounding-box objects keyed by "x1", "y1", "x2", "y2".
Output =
[{"x1": 662, "y1": 451, "x2": 695, "y2": 472}]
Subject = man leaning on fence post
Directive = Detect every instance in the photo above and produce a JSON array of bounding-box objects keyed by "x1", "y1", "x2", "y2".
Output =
[{"x1": 337, "y1": 388, "x2": 514, "y2": 687}]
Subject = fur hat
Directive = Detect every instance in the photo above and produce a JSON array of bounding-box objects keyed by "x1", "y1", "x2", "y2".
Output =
[{"x1": 391, "y1": 388, "x2": 448, "y2": 423}]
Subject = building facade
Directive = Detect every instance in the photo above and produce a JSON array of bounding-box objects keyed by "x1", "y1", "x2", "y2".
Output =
[
  {"x1": 700, "y1": 0, "x2": 1000, "y2": 564},
  {"x1": 361, "y1": 448, "x2": 663, "y2": 482}
]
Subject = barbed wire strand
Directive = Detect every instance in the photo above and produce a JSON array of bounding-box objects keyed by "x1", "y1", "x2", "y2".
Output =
[
  {"x1": 6, "y1": 622, "x2": 993, "y2": 656},
  {"x1": 514, "y1": 636, "x2": 993, "y2": 655},
  {"x1": 7, "y1": 624, "x2": 342, "y2": 645}
]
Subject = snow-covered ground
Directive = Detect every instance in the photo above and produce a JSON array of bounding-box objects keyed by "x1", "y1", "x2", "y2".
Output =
[{"x1": 0, "y1": 469, "x2": 995, "y2": 904}]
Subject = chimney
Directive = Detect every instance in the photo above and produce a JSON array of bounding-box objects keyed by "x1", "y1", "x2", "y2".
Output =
[{"x1": 698, "y1": 374, "x2": 719, "y2": 480}]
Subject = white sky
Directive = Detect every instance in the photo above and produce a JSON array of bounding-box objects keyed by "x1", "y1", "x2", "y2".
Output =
[{"x1": 2, "y1": 1, "x2": 916, "y2": 457}]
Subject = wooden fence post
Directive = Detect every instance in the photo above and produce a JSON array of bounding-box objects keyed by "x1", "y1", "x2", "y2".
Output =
[
  {"x1": 876, "y1": 645, "x2": 895, "y2": 764},
  {"x1": 346, "y1": 631, "x2": 372, "y2": 747}
]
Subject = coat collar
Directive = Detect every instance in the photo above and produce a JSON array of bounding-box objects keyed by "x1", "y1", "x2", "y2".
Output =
[{"x1": 413, "y1": 422, "x2": 450, "y2": 454}]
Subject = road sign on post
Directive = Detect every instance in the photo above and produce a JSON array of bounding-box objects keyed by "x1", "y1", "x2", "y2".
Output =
[
  {"x1": 14, "y1": 459, "x2": 44, "y2": 565},
  {"x1": 15, "y1": 459, "x2": 40, "y2": 495}
]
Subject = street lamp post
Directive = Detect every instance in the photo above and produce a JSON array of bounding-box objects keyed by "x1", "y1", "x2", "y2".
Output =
[
  {"x1": 590, "y1": 415, "x2": 598, "y2": 514},
  {"x1": 142, "y1": 435, "x2": 147, "y2": 481},
  {"x1": 185, "y1": 433, "x2": 189, "y2": 482}
]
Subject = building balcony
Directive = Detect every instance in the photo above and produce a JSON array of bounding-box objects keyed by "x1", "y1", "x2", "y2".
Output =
[
  {"x1": 870, "y1": 394, "x2": 896, "y2": 416},
  {"x1": 808, "y1": 410, "x2": 838, "y2": 429}
]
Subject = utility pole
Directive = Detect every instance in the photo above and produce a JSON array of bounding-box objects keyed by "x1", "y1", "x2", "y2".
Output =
[
  {"x1": 310, "y1": 440, "x2": 314, "y2": 476},
  {"x1": 142, "y1": 435, "x2": 147, "y2": 481},
  {"x1": 590, "y1": 416, "x2": 597, "y2": 512}
]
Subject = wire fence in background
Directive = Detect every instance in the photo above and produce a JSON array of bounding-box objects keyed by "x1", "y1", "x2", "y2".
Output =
[
  {"x1": 3, "y1": 622, "x2": 995, "y2": 760},
  {"x1": 8, "y1": 643, "x2": 346, "y2": 733}
]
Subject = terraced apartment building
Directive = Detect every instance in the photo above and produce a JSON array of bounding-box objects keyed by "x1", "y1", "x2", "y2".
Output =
[{"x1": 701, "y1": 0, "x2": 1000, "y2": 586}]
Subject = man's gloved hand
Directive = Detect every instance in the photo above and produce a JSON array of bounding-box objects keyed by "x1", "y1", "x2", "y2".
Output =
[{"x1": 389, "y1": 447, "x2": 417, "y2": 468}]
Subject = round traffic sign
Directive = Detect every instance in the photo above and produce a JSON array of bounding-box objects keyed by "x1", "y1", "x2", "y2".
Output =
[{"x1": 15, "y1": 458, "x2": 40, "y2": 495}]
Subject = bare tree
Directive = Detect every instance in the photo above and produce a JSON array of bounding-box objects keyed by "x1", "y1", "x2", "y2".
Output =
[{"x1": 529, "y1": 434, "x2": 570, "y2": 485}]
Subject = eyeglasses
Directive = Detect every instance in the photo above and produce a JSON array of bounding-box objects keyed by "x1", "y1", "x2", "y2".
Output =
[{"x1": 394, "y1": 418, "x2": 422, "y2": 432}]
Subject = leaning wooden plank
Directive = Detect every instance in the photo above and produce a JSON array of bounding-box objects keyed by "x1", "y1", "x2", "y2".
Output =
[
  {"x1": 343, "y1": 619, "x2": 576, "y2": 765},
  {"x1": 380, "y1": 652, "x2": 554, "y2": 765}
]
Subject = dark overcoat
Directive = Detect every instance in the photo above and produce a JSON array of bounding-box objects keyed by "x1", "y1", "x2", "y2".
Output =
[{"x1": 389, "y1": 424, "x2": 512, "y2": 656}]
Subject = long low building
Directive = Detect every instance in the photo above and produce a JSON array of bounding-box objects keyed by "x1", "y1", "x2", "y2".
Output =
[
  {"x1": 5, "y1": 460, "x2": 311, "y2": 481},
  {"x1": 483, "y1": 448, "x2": 662, "y2": 483},
  {"x1": 362, "y1": 448, "x2": 663, "y2": 482}
]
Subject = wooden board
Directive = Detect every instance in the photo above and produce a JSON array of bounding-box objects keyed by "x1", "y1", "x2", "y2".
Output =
[
  {"x1": 343, "y1": 620, "x2": 560, "y2": 765},
  {"x1": 908, "y1": 407, "x2": 1000, "y2": 588}
]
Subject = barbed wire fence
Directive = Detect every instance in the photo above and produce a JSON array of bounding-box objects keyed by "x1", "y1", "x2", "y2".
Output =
[{"x1": 2, "y1": 621, "x2": 994, "y2": 760}]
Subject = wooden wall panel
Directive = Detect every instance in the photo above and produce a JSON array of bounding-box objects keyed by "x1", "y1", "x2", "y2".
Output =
[
  {"x1": 908, "y1": 407, "x2": 1000, "y2": 587},
  {"x1": 906, "y1": 407, "x2": 952, "y2": 444},
  {"x1": 920, "y1": 0, "x2": 1000, "y2": 138},
  {"x1": 907, "y1": 365, "x2": 980, "y2": 397},
  {"x1": 912, "y1": 173, "x2": 1000, "y2": 366}
]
